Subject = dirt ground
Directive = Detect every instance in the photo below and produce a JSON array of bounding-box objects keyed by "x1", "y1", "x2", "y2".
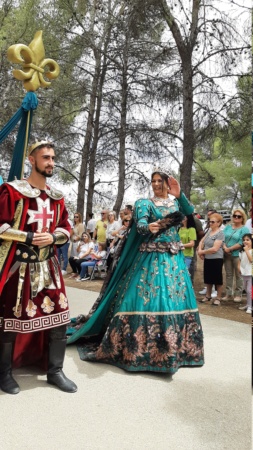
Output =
[{"x1": 63, "y1": 258, "x2": 251, "y2": 325}]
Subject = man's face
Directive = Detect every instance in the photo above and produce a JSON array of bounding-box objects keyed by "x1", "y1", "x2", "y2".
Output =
[{"x1": 30, "y1": 147, "x2": 55, "y2": 177}]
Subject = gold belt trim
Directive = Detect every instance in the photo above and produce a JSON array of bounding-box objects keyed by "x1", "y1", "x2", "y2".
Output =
[
  {"x1": 139, "y1": 241, "x2": 184, "y2": 254},
  {"x1": 114, "y1": 309, "x2": 199, "y2": 317}
]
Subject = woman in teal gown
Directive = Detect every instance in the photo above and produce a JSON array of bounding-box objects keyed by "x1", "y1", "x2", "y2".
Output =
[{"x1": 67, "y1": 171, "x2": 204, "y2": 374}]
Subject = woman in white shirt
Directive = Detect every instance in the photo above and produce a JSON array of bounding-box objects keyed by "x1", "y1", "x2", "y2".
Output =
[
  {"x1": 68, "y1": 233, "x2": 94, "y2": 278},
  {"x1": 77, "y1": 243, "x2": 107, "y2": 281},
  {"x1": 106, "y1": 211, "x2": 119, "y2": 246}
]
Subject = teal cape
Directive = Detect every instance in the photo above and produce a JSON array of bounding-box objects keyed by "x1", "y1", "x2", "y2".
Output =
[{"x1": 67, "y1": 193, "x2": 204, "y2": 373}]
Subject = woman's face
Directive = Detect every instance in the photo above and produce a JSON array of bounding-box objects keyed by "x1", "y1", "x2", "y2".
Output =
[
  {"x1": 82, "y1": 234, "x2": 88, "y2": 241},
  {"x1": 74, "y1": 214, "x2": 79, "y2": 222},
  {"x1": 108, "y1": 213, "x2": 114, "y2": 223},
  {"x1": 181, "y1": 217, "x2": 187, "y2": 226},
  {"x1": 151, "y1": 174, "x2": 168, "y2": 197},
  {"x1": 209, "y1": 216, "x2": 220, "y2": 229},
  {"x1": 233, "y1": 211, "x2": 243, "y2": 224}
]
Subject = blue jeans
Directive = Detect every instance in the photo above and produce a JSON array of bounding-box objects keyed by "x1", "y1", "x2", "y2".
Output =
[
  {"x1": 57, "y1": 242, "x2": 70, "y2": 271},
  {"x1": 184, "y1": 256, "x2": 193, "y2": 270},
  {"x1": 80, "y1": 260, "x2": 96, "y2": 278}
]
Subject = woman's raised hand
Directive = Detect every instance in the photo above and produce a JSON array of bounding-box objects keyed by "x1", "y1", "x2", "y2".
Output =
[{"x1": 167, "y1": 176, "x2": 180, "y2": 198}]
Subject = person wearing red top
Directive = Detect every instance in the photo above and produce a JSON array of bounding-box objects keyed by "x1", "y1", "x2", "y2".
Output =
[{"x1": 0, "y1": 141, "x2": 77, "y2": 394}]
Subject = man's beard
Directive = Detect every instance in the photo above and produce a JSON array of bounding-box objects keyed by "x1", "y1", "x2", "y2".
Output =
[{"x1": 35, "y1": 161, "x2": 53, "y2": 177}]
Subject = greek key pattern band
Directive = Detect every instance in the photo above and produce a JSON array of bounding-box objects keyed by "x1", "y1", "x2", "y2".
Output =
[{"x1": 2, "y1": 311, "x2": 70, "y2": 333}]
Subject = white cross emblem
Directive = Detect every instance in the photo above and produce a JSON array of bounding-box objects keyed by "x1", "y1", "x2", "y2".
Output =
[{"x1": 27, "y1": 198, "x2": 54, "y2": 232}]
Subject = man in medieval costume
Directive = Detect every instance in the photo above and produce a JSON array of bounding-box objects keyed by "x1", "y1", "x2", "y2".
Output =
[{"x1": 0, "y1": 140, "x2": 77, "y2": 394}]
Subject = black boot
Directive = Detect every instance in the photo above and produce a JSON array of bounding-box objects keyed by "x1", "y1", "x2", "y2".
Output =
[
  {"x1": 47, "y1": 337, "x2": 77, "y2": 393},
  {"x1": 0, "y1": 342, "x2": 20, "y2": 395}
]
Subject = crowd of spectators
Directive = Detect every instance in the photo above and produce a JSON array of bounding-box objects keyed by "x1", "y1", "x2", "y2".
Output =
[
  {"x1": 57, "y1": 205, "x2": 133, "y2": 282},
  {"x1": 57, "y1": 203, "x2": 251, "y2": 313}
]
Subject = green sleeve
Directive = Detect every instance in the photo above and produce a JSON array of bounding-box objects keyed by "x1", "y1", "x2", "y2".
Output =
[
  {"x1": 133, "y1": 199, "x2": 152, "y2": 235},
  {"x1": 177, "y1": 192, "x2": 194, "y2": 215}
]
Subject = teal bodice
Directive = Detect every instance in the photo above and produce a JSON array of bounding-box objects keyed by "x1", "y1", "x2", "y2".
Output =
[{"x1": 134, "y1": 192, "x2": 194, "y2": 243}]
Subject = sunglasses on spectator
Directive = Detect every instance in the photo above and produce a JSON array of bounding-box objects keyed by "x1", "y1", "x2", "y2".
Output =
[
  {"x1": 209, "y1": 220, "x2": 218, "y2": 224},
  {"x1": 232, "y1": 214, "x2": 242, "y2": 219},
  {"x1": 124, "y1": 220, "x2": 130, "y2": 223},
  {"x1": 74, "y1": 215, "x2": 79, "y2": 218}
]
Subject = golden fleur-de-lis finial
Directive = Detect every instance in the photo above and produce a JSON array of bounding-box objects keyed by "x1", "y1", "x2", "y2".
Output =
[{"x1": 7, "y1": 30, "x2": 60, "y2": 92}]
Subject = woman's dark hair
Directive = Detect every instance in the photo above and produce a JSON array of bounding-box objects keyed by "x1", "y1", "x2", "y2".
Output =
[{"x1": 185, "y1": 214, "x2": 197, "y2": 230}]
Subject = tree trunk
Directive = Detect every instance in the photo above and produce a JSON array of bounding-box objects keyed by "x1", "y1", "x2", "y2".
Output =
[
  {"x1": 86, "y1": 30, "x2": 111, "y2": 222},
  {"x1": 180, "y1": 60, "x2": 195, "y2": 198},
  {"x1": 159, "y1": 0, "x2": 200, "y2": 198},
  {"x1": 76, "y1": 51, "x2": 101, "y2": 218},
  {"x1": 112, "y1": 39, "x2": 128, "y2": 215}
]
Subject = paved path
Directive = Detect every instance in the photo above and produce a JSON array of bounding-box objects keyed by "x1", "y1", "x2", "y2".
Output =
[{"x1": 0, "y1": 287, "x2": 251, "y2": 450}]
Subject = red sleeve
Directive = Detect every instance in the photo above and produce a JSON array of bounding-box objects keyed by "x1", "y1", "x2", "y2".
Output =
[
  {"x1": 0, "y1": 185, "x2": 15, "y2": 226},
  {"x1": 53, "y1": 199, "x2": 71, "y2": 235}
]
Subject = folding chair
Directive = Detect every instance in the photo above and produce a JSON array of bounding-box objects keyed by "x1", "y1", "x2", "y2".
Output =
[{"x1": 89, "y1": 248, "x2": 110, "y2": 280}]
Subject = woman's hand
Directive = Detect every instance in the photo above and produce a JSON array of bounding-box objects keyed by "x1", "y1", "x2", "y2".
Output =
[
  {"x1": 167, "y1": 176, "x2": 181, "y2": 198},
  {"x1": 148, "y1": 222, "x2": 161, "y2": 234},
  {"x1": 223, "y1": 244, "x2": 230, "y2": 254}
]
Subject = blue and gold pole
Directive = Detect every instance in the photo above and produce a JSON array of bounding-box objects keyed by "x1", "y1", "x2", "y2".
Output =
[{"x1": 2, "y1": 30, "x2": 60, "y2": 181}]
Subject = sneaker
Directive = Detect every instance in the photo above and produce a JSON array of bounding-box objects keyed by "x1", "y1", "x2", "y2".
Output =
[
  {"x1": 75, "y1": 278, "x2": 82, "y2": 282},
  {"x1": 61, "y1": 270, "x2": 67, "y2": 275},
  {"x1": 211, "y1": 291, "x2": 217, "y2": 298},
  {"x1": 246, "y1": 308, "x2": 252, "y2": 314},
  {"x1": 82, "y1": 276, "x2": 90, "y2": 281},
  {"x1": 233, "y1": 296, "x2": 242, "y2": 303},
  {"x1": 221, "y1": 296, "x2": 233, "y2": 301},
  {"x1": 199, "y1": 287, "x2": 207, "y2": 295},
  {"x1": 238, "y1": 305, "x2": 247, "y2": 311}
]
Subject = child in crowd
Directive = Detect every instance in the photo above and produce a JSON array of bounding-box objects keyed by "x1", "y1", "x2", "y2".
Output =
[
  {"x1": 178, "y1": 215, "x2": 196, "y2": 282},
  {"x1": 76, "y1": 242, "x2": 107, "y2": 281},
  {"x1": 238, "y1": 233, "x2": 252, "y2": 314}
]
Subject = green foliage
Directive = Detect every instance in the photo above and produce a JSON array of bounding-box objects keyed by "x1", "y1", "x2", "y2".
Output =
[{"x1": 192, "y1": 133, "x2": 251, "y2": 213}]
